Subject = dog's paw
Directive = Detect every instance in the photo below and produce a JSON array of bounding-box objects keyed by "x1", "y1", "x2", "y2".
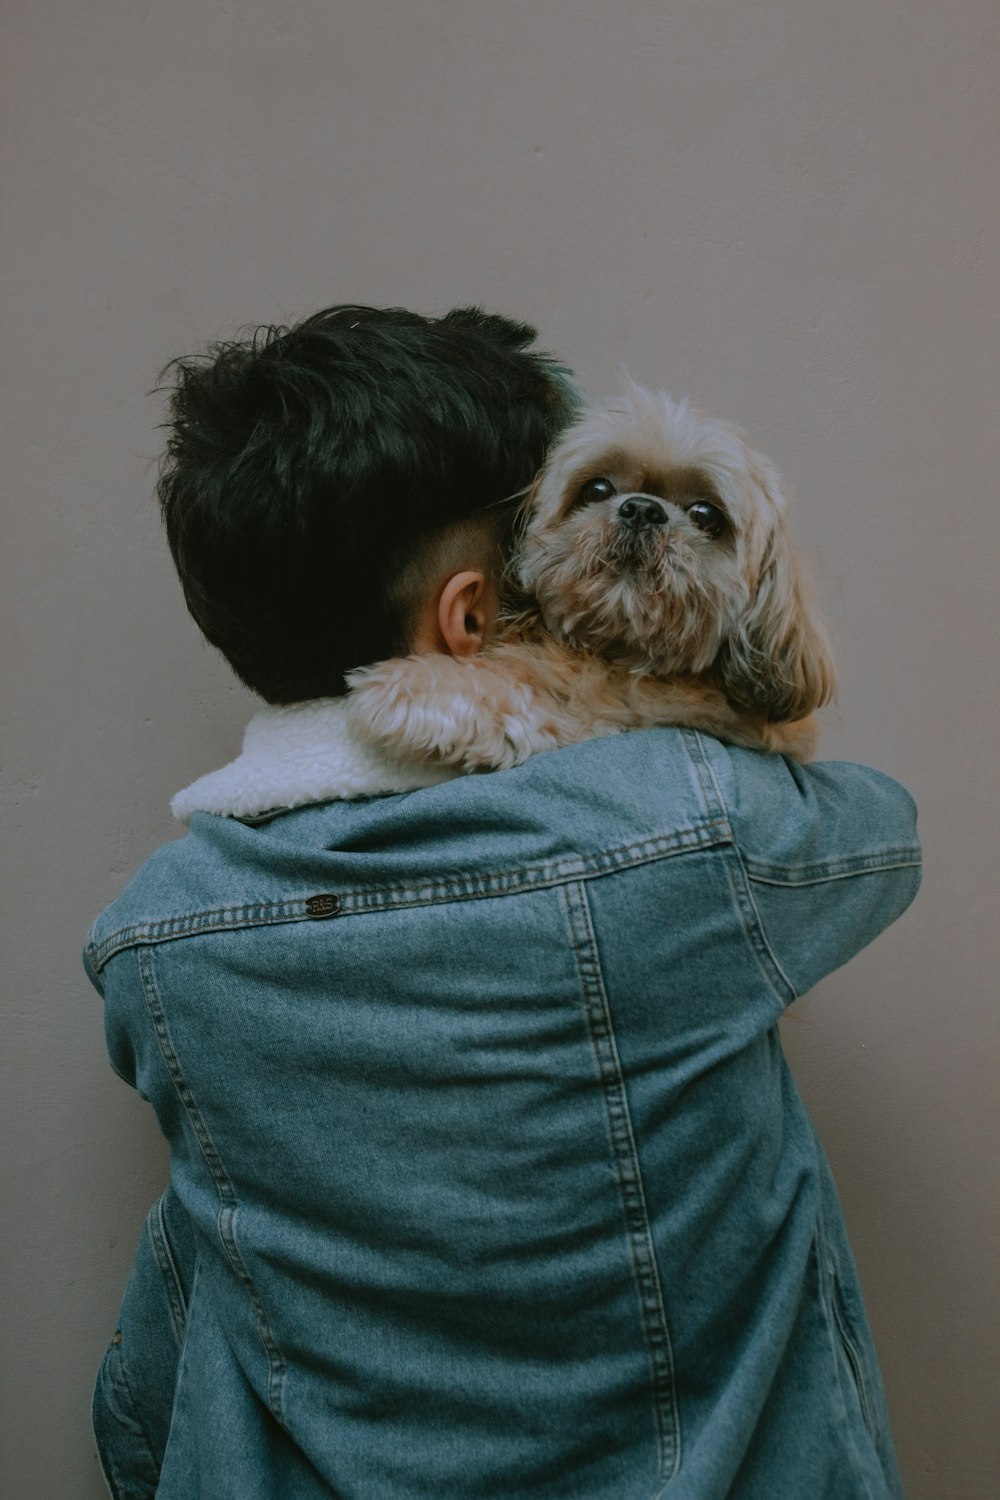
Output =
[
  {"x1": 346, "y1": 656, "x2": 448, "y2": 755},
  {"x1": 762, "y1": 714, "x2": 820, "y2": 762},
  {"x1": 346, "y1": 655, "x2": 551, "y2": 772}
]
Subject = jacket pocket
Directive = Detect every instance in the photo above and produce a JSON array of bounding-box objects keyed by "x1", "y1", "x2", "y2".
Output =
[
  {"x1": 93, "y1": 1188, "x2": 196, "y2": 1497},
  {"x1": 92, "y1": 1335, "x2": 161, "y2": 1500}
]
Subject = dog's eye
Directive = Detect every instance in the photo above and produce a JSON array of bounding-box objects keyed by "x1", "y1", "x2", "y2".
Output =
[
  {"x1": 686, "y1": 501, "x2": 726, "y2": 538},
  {"x1": 576, "y1": 477, "x2": 617, "y2": 505}
]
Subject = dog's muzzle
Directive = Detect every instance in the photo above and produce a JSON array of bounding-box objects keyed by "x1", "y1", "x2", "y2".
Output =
[{"x1": 617, "y1": 495, "x2": 669, "y2": 529}]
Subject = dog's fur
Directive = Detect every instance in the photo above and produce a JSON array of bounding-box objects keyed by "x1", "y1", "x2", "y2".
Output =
[{"x1": 345, "y1": 380, "x2": 835, "y2": 770}]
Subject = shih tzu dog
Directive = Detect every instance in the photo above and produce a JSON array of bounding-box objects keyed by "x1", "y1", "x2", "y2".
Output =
[{"x1": 345, "y1": 378, "x2": 836, "y2": 772}]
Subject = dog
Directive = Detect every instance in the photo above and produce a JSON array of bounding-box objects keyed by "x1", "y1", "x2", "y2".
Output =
[{"x1": 345, "y1": 378, "x2": 836, "y2": 771}]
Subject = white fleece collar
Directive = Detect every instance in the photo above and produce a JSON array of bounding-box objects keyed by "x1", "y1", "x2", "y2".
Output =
[{"x1": 171, "y1": 698, "x2": 458, "y2": 825}]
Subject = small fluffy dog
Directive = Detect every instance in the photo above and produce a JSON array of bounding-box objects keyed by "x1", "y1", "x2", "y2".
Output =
[{"x1": 345, "y1": 379, "x2": 835, "y2": 771}]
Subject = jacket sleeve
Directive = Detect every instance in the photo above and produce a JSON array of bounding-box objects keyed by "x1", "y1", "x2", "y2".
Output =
[
  {"x1": 721, "y1": 750, "x2": 922, "y2": 1001},
  {"x1": 82, "y1": 943, "x2": 136, "y2": 1088}
]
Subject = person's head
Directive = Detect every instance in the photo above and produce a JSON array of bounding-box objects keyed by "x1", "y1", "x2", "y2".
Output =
[{"x1": 157, "y1": 304, "x2": 578, "y2": 702}]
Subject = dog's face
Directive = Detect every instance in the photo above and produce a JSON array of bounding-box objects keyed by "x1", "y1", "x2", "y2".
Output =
[{"x1": 516, "y1": 379, "x2": 835, "y2": 721}]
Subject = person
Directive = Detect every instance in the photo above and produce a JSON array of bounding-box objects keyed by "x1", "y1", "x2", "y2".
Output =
[{"x1": 85, "y1": 304, "x2": 921, "y2": 1500}]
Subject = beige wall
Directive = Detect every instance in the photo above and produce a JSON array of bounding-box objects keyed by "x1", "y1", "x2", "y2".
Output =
[{"x1": 3, "y1": 2, "x2": 998, "y2": 1495}]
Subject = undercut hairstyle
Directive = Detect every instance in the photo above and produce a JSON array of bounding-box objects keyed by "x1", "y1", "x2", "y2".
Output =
[
  {"x1": 156, "y1": 305, "x2": 578, "y2": 703},
  {"x1": 387, "y1": 505, "x2": 518, "y2": 653}
]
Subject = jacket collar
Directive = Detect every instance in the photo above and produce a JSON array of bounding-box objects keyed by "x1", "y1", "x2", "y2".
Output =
[{"x1": 171, "y1": 697, "x2": 457, "y2": 825}]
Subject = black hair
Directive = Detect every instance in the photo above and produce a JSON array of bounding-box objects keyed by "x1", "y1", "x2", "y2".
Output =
[{"x1": 156, "y1": 304, "x2": 578, "y2": 703}]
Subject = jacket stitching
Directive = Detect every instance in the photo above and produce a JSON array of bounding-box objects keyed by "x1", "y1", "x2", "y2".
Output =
[
  {"x1": 812, "y1": 1222, "x2": 881, "y2": 1500},
  {"x1": 684, "y1": 730, "x2": 920, "y2": 889},
  {"x1": 746, "y1": 852, "x2": 921, "y2": 887},
  {"x1": 91, "y1": 1371, "x2": 134, "y2": 1500},
  {"x1": 680, "y1": 732, "x2": 797, "y2": 1005},
  {"x1": 135, "y1": 946, "x2": 288, "y2": 1420},
  {"x1": 147, "y1": 1194, "x2": 189, "y2": 1347},
  {"x1": 561, "y1": 880, "x2": 681, "y2": 1484},
  {"x1": 829, "y1": 1275, "x2": 879, "y2": 1442},
  {"x1": 813, "y1": 1203, "x2": 883, "y2": 1453},
  {"x1": 88, "y1": 820, "x2": 732, "y2": 971},
  {"x1": 100, "y1": 1338, "x2": 162, "y2": 1476},
  {"x1": 680, "y1": 729, "x2": 729, "y2": 824},
  {"x1": 725, "y1": 846, "x2": 798, "y2": 1006}
]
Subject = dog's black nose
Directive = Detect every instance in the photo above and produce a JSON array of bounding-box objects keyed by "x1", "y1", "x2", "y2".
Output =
[{"x1": 618, "y1": 495, "x2": 668, "y2": 528}]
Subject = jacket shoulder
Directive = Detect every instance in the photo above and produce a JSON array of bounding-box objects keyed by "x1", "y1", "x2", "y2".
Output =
[
  {"x1": 84, "y1": 834, "x2": 192, "y2": 975},
  {"x1": 696, "y1": 735, "x2": 921, "y2": 881},
  {"x1": 83, "y1": 821, "x2": 269, "y2": 976}
]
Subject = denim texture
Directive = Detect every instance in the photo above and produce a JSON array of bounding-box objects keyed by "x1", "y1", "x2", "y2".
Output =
[{"x1": 85, "y1": 728, "x2": 921, "y2": 1499}]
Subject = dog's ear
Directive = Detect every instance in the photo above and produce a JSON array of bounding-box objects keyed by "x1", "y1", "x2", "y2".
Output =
[{"x1": 717, "y1": 527, "x2": 836, "y2": 722}]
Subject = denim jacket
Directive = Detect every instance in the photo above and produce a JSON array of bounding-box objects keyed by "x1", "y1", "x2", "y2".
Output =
[{"x1": 85, "y1": 720, "x2": 921, "y2": 1499}]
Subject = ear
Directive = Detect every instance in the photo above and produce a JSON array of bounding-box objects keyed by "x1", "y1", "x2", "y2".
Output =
[
  {"x1": 435, "y1": 569, "x2": 495, "y2": 657},
  {"x1": 717, "y1": 529, "x2": 836, "y2": 722}
]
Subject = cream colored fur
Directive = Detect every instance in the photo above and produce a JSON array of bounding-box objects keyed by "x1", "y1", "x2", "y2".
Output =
[{"x1": 346, "y1": 381, "x2": 835, "y2": 772}]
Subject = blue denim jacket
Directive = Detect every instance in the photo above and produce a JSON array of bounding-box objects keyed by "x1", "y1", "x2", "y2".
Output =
[{"x1": 85, "y1": 727, "x2": 921, "y2": 1499}]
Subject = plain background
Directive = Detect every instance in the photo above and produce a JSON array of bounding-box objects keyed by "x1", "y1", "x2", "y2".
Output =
[{"x1": 3, "y1": 2, "x2": 998, "y2": 1496}]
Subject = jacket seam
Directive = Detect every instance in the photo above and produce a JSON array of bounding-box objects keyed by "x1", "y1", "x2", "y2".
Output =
[
  {"x1": 828, "y1": 1274, "x2": 879, "y2": 1441},
  {"x1": 560, "y1": 880, "x2": 681, "y2": 1484},
  {"x1": 87, "y1": 820, "x2": 732, "y2": 972},
  {"x1": 91, "y1": 1394, "x2": 120, "y2": 1500},
  {"x1": 813, "y1": 1218, "x2": 881, "y2": 1500},
  {"x1": 135, "y1": 946, "x2": 287, "y2": 1420},
  {"x1": 148, "y1": 1193, "x2": 189, "y2": 1346},
  {"x1": 95, "y1": 1339, "x2": 161, "y2": 1487},
  {"x1": 746, "y1": 852, "x2": 921, "y2": 888},
  {"x1": 681, "y1": 732, "x2": 797, "y2": 1005},
  {"x1": 719, "y1": 845, "x2": 798, "y2": 1007},
  {"x1": 680, "y1": 729, "x2": 729, "y2": 824}
]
